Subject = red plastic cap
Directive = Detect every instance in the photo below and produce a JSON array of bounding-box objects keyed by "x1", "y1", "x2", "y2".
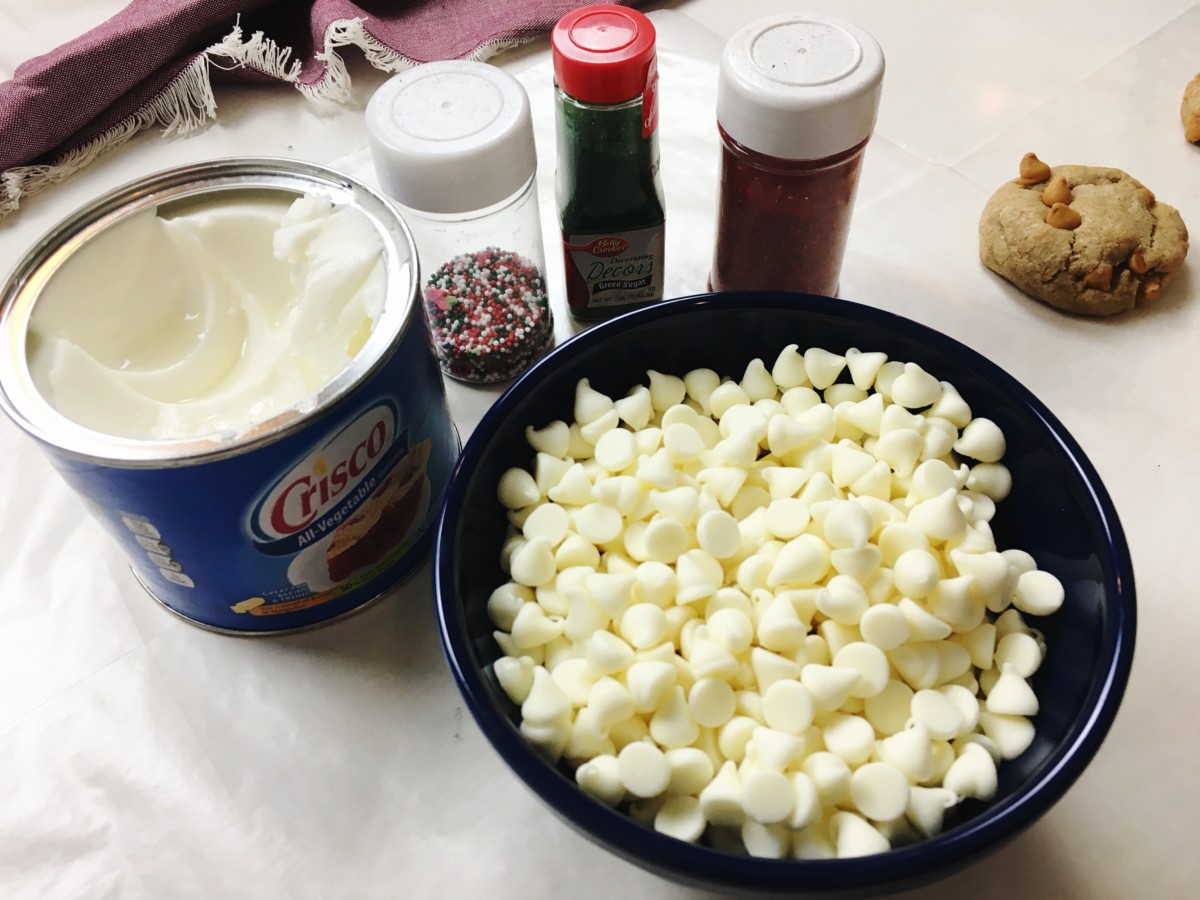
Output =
[{"x1": 552, "y1": 5, "x2": 657, "y2": 104}]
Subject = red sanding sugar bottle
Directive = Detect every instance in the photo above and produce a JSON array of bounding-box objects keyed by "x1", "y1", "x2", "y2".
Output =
[
  {"x1": 710, "y1": 14, "x2": 884, "y2": 297},
  {"x1": 552, "y1": 4, "x2": 666, "y2": 321},
  {"x1": 366, "y1": 61, "x2": 553, "y2": 384}
]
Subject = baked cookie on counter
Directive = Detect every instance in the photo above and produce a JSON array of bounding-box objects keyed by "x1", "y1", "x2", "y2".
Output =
[
  {"x1": 979, "y1": 153, "x2": 1188, "y2": 316},
  {"x1": 1183, "y1": 73, "x2": 1200, "y2": 144}
]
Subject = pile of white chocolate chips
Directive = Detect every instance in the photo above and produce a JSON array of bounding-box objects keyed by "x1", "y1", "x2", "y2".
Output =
[{"x1": 487, "y1": 346, "x2": 1064, "y2": 860}]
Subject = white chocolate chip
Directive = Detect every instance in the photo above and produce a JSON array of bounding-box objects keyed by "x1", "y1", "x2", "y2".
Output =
[
  {"x1": 494, "y1": 655, "x2": 536, "y2": 705},
  {"x1": 650, "y1": 686, "x2": 701, "y2": 749},
  {"x1": 743, "y1": 821, "x2": 791, "y2": 859},
  {"x1": 802, "y1": 751, "x2": 852, "y2": 805},
  {"x1": 822, "y1": 712, "x2": 875, "y2": 765},
  {"x1": 593, "y1": 428, "x2": 637, "y2": 472},
  {"x1": 890, "y1": 641, "x2": 942, "y2": 690},
  {"x1": 526, "y1": 420, "x2": 570, "y2": 458},
  {"x1": 804, "y1": 347, "x2": 847, "y2": 390},
  {"x1": 553, "y1": 657, "x2": 598, "y2": 707},
  {"x1": 771, "y1": 345, "x2": 809, "y2": 389},
  {"x1": 954, "y1": 417, "x2": 1006, "y2": 463},
  {"x1": 751, "y1": 647, "x2": 801, "y2": 692},
  {"x1": 614, "y1": 385, "x2": 653, "y2": 431},
  {"x1": 834, "y1": 641, "x2": 890, "y2": 698},
  {"x1": 580, "y1": 409, "x2": 619, "y2": 446},
  {"x1": 767, "y1": 534, "x2": 831, "y2": 587},
  {"x1": 866, "y1": 680, "x2": 916, "y2": 734},
  {"x1": 942, "y1": 741, "x2": 998, "y2": 801},
  {"x1": 547, "y1": 462, "x2": 593, "y2": 506},
  {"x1": 584, "y1": 630, "x2": 635, "y2": 676},
  {"x1": 574, "y1": 378, "x2": 613, "y2": 426},
  {"x1": 522, "y1": 666, "x2": 571, "y2": 725},
  {"x1": 967, "y1": 462, "x2": 1012, "y2": 502},
  {"x1": 626, "y1": 660, "x2": 677, "y2": 714},
  {"x1": 890, "y1": 362, "x2": 942, "y2": 410},
  {"x1": 699, "y1": 759, "x2": 744, "y2": 825},
  {"x1": 682, "y1": 368, "x2": 720, "y2": 415},
  {"x1": 845, "y1": 348, "x2": 888, "y2": 391},
  {"x1": 689, "y1": 678, "x2": 737, "y2": 728},
  {"x1": 534, "y1": 453, "x2": 572, "y2": 496},
  {"x1": 831, "y1": 811, "x2": 890, "y2": 858},
  {"x1": 927, "y1": 382, "x2": 972, "y2": 428},
  {"x1": 907, "y1": 489, "x2": 968, "y2": 542},
  {"x1": 756, "y1": 596, "x2": 807, "y2": 653},
  {"x1": 647, "y1": 370, "x2": 686, "y2": 411},
  {"x1": 911, "y1": 688, "x2": 966, "y2": 740},
  {"x1": 706, "y1": 606, "x2": 754, "y2": 654},
  {"x1": 907, "y1": 785, "x2": 957, "y2": 837},
  {"x1": 994, "y1": 631, "x2": 1042, "y2": 678},
  {"x1": 761, "y1": 680, "x2": 815, "y2": 735},
  {"x1": 576, "y1": 753, "x2": 625, "y2": 805},
  {"x1": 510, "y1": 540, "x2": 557, "y2": 588},
  {"x1": 977, "y1": 711, "x2": 1035, "y2": 760},
  {"x1": 654, "y1": 795, "x2": 707, "y2": 842},
  {"x1": 850, "y1": 762, "x2": 910, "y2": 822},
  {"x1": 617, "y1": 740, "x2": 671, "y2": 797},
  {"x1": 859, "y1": 604, "x2": 910, "y2": 650},
  {"x1": 985, "y1": 663, "x2": 1039, "y2": 716},
  {"x1": 741, "y1": 768, "x2": 795, "y2": 825},
  {"x1": 498, "y1": 467, "x2": 540, "y2": 509},
  {"x1": 1013, "y1": 569, "x2": 1065, "y2": 616},
  {"x1": 619, "y1": 603, "x2": 669, "y2": 649},
  {"x1": 741, "y1": 358, "x2": 778, "y2": 403},
  {"x1": 587, "y1": 677, "x2": 636, "y2": 733},
  {"x1": 748, "y1": 726, "x2": 803, "y2": 770}
]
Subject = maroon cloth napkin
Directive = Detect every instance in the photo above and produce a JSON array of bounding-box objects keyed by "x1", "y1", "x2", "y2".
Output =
[{"x1": 0, "y1": 0, "x2": 640, "y2": 217}]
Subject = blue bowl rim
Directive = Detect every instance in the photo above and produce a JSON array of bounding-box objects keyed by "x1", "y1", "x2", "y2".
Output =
[{"x1": 433, "y1": 291, "x2": 1137, "y2": 893}]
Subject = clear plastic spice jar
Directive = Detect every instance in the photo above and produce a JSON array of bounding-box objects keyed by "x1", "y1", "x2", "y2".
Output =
[
  {"x1": 366, "y1": 61, "x2": 554, "y2": 384},
  {"x1": 709, "y1": 14, "x2": 885, "y2": 297}
]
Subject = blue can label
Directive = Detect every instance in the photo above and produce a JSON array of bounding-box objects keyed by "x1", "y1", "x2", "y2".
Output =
[{"x1": 49, "y1": 317, "x2": 457, "y2": 633}]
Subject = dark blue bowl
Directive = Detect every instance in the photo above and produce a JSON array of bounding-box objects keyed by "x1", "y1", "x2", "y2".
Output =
[{"x1": 434, "y1": 292, "x2": 1135, "y2": 897}]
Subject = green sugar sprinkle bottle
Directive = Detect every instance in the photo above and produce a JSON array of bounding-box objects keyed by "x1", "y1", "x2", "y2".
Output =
[{"x1": 551, "y1": 4, "x2": 666, "y2": 322}]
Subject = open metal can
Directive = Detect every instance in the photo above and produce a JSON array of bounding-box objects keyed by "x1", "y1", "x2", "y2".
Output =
[{"x1": 0, "y1": 158, "x2": 459, "y2": 634}]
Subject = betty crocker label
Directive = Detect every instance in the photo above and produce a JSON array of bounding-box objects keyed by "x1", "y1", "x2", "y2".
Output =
[{"x1": 562, "y1": 224, "x2": 665, "y2": 310}]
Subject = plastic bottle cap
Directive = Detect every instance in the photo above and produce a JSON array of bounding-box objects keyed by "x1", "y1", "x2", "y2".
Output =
[
  {"x1": 365, "y1": 61, "x2": 536, "y2": 214},
  {"x1": 717, "y1": 14, "x2": 885, "y2": 161},
  {"x1": 552, "y1": 5, "x2": 657, "y2": 104}
]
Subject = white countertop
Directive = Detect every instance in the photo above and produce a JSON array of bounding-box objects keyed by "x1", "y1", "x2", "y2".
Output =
[{"x1": 2, "y1": 2, "x2": 1197, "y2": 897}]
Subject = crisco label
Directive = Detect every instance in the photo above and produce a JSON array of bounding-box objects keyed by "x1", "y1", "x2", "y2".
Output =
[
  {"x1": 562, "y1": 224, "x2": 665, "y2": 310},
  {"x1": 250, "y1": 400, "x2": 404, "y2": 554}
]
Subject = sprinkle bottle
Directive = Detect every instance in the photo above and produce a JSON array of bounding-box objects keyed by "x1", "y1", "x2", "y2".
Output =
[
  {"x1": 552, "y1": 5, "x2": 666, "y2": 321},
  {"x1": 366, "y1": 61, "x2": 553, "y2": 384},
  {"x1": 709, "y1": 14, "x2": 885, "y2": 297}
]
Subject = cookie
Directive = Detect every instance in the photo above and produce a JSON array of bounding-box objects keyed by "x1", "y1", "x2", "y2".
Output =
[
  {"x1": 1183, "y1": 73, "x2": 1200, "y2": 144},
  {"x1": 979, "y1": 153, "x2": 1189, "y2": 316}
]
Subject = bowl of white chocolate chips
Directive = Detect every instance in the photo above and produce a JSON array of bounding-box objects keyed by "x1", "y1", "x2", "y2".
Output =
[{"x1": 434, "y1": 292, "x2": 1135, "y2": 896}]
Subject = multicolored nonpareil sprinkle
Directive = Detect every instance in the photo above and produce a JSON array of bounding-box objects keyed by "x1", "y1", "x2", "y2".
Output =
[{"x1": 423, "y1": 247, "x2": 554, "y2": 383}]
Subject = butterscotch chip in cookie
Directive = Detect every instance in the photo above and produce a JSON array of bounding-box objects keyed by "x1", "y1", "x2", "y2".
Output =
[
  {"x1": 979, "y1": 157, "x2": 1189, "y2": 316},
  {"x1": 1183, "y1": 73, "x2": 1200, "y2": 144}
]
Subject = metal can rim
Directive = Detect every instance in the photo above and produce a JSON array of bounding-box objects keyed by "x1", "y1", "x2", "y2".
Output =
[{"x1": 0, "y1": 157, "x2": 419, "y2": 468}]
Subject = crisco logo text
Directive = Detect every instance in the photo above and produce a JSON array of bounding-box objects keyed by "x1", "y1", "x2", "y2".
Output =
[
  {"x1": 270, "y1": 420, "x2": 387, "y2": 534},
  {"x1": 254, "y1": 404, "x2": 396, "y2": 540}
]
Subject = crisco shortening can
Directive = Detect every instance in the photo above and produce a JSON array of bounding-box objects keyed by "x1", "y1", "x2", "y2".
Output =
[{"x1": 0, "y1": 159, "x2": 458, "y2": 633}]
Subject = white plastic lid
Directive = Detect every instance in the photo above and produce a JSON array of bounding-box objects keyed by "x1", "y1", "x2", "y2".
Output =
[
  {"x1": 365, "y1": 61, "x2": 536, "y2": 214},
  {"x1": 717, "y1": 14, "x2": 885, "y2": 161}
]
